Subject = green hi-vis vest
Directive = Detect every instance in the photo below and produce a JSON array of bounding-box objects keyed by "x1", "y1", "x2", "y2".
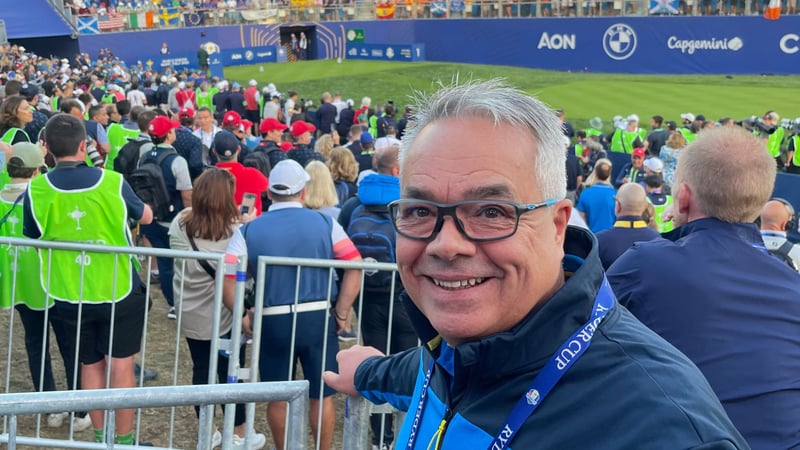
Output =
[
  {"x1": 1, "y1": 128, "x2": 31, "y2": 190},
  {"x1": 196, "y1": 89, "x2": 213, "y2": 110},
  {"x1": 106, "y1": 123, "x2": 141, "y2": 171},
  {"x1": 650, "y1": 195, "x2": 674, "y2": 234},
  {"x1": 792, "y1": 136, "x2": 800, "y2": 166},
  {"x1": 101, "y1": 92, "x2": 115, "y2": 104},
  {"x1": 765, "y1": 126, "x2": 785, "y2": 158},
  {"x1": 610, "y1": 129, "x2": 638, "y2": 153},
  {"x1": 0, "y1": 190, "x2": 50, "y2": 310},
  {"x1": 678, "y1": 127, "x2": 696, "y2": 144},
  {"x1": 574, "y1": 143, "x2": 584, "y2": 157},
  {"x1": 28, "y1": 170, "x2": 134, "y2": 303},
  {"x1": 586, "y1": 128, "x2": 603, "y2": 139}
]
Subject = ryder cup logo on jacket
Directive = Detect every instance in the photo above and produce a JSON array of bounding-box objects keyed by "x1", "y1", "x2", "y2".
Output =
[
  {"x1": 526, "y1": 389, "x2": 541, "y2": 405},
  {"x1": 603, "y1": 24, "x2": 637, "y2": 61}
]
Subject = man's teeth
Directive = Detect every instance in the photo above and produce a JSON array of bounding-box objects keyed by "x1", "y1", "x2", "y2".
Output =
[{"x1": 433, "y1": 278, "x2": 485, "y2": 289}]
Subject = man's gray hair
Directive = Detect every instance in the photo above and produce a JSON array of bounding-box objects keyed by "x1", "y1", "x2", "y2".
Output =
[{"x1": 399, "y1": 79, "x2": 566, "y2": 200}]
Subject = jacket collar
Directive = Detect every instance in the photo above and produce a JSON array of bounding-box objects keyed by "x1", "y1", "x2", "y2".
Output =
[
  {"x1": 663, "y1": 217, "x2": 762, "y2": 245},
  {"x1": 402, "y1": 226, "x2": 606, "y2": 386}
]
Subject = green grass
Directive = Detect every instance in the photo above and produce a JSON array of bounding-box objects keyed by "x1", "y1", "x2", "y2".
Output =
[{"x1": 225, "y1": 60, "x2": 800, "y2": 131}]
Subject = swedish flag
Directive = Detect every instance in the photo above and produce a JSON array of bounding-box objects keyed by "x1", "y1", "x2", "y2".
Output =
[{"x1": 159, "y1": 7, "x2": 181, "y2": 26}]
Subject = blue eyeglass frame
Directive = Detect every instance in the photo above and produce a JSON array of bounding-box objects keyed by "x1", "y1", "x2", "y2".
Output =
[{"x1": 387, "y1": 198, "x2": 559, "y2": 242}]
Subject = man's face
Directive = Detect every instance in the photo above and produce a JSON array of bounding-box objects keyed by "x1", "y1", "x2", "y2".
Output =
[
  {"x1": 94, "y1": 108, "x2": 109, "y2": 126},
  {"x1": 632, "y1": 155, "x2": 644, "y2": 169},
  {"x1": 197, "y1": 110, "x2": 213, "y2": 129},
  {"x1": 397, "y1": 117, "x2": 570, "y2": 345},
  {"x1": 297, "y1": 131, "x2": 311, "y2": 144},
  {"x1": 108, "y1": 107, "x2": 121, "y2": 123}
]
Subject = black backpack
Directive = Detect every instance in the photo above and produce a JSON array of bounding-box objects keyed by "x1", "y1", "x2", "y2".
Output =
[
  {"x1": 129, "y1": 148, "x2": 178, "y2": 222},
  {"x1": 242, "y1": 148, "x2": 272, "y2": 178},
  {"x1": 115, "y1": 138, "x2": 152, "y2": 181},
  {"x1": 769, "y1": 240, "x2": 798, "y2": 271},
  {"x1": 346, "y1": 203, "x2": 397, "y2": 290}
]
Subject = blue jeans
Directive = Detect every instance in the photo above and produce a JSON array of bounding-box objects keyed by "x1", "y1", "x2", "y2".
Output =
[{"x1": 141, "y1": 222, "x2": 173, "y2": 306}]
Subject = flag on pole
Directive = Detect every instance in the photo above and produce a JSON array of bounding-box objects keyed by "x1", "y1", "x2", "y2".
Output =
[{"x1": 764, "y1": 0, "x2": 780, "y2": 19}]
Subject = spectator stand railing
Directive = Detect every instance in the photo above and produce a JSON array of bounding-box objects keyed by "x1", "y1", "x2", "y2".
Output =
[{"x1": 71, "y1": 0, "x2": 792, "y2": 34}]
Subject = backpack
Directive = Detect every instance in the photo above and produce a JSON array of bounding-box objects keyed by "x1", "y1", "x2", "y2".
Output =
[
  {"x1": 242, "y1": 148, "x2": 272, "y2": 178},
  {"x1": 334, "y1": 180, "x2": 352, "y2": 208},
  {"x1": 115, "y1": 138, "x2": 152, "y2": 181},
  {"x1": 346, "y1": 203, "x2": 397, "y2": 290},
  {"x1": 129, "y1": 148, "x2": 178, "y2": 222},
  {"x1": 769, "y1": 240, "x2": 798, "y2": 271}
]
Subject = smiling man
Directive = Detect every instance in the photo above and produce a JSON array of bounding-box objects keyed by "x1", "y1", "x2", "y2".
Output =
[{"x1": 323, "y1": 80, "x2": 746, "y2": 449}]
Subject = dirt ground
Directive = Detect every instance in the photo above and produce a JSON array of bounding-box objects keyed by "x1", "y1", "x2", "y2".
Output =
[{"x1": 0, "y1": 283, "x2": 359, "y2": 450}]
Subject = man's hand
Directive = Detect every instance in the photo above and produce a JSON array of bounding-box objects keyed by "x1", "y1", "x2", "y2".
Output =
[{"x1": 323, "y1": 345, "x2": 384, "y2": 397}]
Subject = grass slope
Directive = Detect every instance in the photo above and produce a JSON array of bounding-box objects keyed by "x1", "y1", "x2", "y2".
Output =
[{"x1": 226, "y1": 60, "x2": 800, "y2": 131}]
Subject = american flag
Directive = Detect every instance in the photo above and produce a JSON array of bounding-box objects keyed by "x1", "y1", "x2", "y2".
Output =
[{"x1": 98, "y1": 13, "x2": 125, "y2": 31}]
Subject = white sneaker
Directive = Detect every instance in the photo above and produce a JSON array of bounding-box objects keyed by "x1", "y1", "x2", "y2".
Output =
[
  {"x1": 211, "y1": 430, "x2": 222, "y2": 448},
  {"x1": 72, "y1": 414, "x2": 93, "y2": 432},
  {"x1": 46, "y1": 412, "x2": 68, "y2": 428},
  {"x1": 372, "y1": 444, "x2": 391, "y2": 450},
  {"x1": 232, "y1": 432, "x2": 266, "y2": 450}
]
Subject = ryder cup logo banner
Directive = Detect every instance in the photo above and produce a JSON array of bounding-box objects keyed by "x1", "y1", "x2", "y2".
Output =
[{"x1": 603, "y1": 23, "x2": 637, "y2": 60}]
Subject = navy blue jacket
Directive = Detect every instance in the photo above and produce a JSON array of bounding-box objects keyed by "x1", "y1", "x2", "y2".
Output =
[
  {"x1": 356, "y1": 226, "x2": 747, "y2": 449},
  {"x1": 595, "y1": 215, "x2": 662, "y2": 270},
  {"x1": 608, "y1": 218, "x2": 800, "y2": 450}
]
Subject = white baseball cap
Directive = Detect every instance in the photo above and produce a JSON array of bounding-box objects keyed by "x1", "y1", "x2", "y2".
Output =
[{"x1": 269, "y1": 160, "x2": 310, "y2": 196}]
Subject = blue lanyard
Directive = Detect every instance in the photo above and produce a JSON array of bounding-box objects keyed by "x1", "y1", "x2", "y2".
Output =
[
  {"x1": 406, "y1": 357, "x2": 435, "y2": 449},
  {"x1": 404, "y1": 276, "x2": 616, "y2": 450},
  {"x1": 487, "y1": 276, "x2": 615, "y2": 450}
]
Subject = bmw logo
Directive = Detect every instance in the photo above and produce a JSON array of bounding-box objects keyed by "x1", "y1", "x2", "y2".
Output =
[{"x1": 603, "y1": 24, "x2": 637, "y2": 61}]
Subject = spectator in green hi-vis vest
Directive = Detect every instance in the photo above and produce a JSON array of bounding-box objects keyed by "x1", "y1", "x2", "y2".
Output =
[{"x1": 23, "y1": 114, "x2": 154, "y2": 446}]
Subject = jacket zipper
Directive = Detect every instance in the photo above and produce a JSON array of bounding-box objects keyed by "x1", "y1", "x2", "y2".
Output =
[{"x1": 433, "y1": 407, "x2": 453, "y2": 449}]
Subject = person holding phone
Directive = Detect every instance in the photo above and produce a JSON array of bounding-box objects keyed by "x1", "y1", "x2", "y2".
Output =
[{"x1": 213, "y1": 131, "x2": 268, "y2": 216}]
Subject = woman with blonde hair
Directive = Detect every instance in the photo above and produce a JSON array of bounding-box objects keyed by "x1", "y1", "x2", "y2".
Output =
[
  {"x1": 314, "y1": 133, "x2": 336, "y2": 160},
  {"x1": 660, "y1": 131, "x2": 686, "y2": 188},
  {"x1": 327, "y1": 146, "x2": 359, "y2": 207},
  {"x1": 304, "y1": 160, "x2": 341, "y2": 220},
  {"x1": 168, "y1": 168, "x2": 264, "y2": 448}
]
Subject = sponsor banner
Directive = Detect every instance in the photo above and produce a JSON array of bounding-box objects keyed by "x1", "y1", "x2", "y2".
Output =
[
  {"x1": 409, "y1": 16, "x2": 800, "y2": 74},
  {"x1": 240, "y1": 9, "x2": 280, "y2": 21},
  {"x1": 219, "y1": 46, "x2": 277, "y2": 66},
  {"x1": 345, "y1": 43, "x2": 425, "y2": 62},
  {"x1": 346, "y1": 28, "x2": 365, "y2": 43}
]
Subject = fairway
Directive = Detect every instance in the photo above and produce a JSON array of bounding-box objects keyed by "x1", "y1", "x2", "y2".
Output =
[{"x1": 226, "y1": 60, "x2": 800, "y2": 131}]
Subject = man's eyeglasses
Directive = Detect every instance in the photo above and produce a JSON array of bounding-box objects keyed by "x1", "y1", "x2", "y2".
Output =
[{"x1": 388, "y1": 198, "x2": 558, "y2": 242}]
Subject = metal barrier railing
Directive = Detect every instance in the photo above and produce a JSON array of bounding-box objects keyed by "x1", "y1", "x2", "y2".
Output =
[
  {"x1": 0, "y1": 235, "x2": 409, "y2": 449},
  {"x1": 0, "y1": 381, "x2": 309, "y2": 450}
]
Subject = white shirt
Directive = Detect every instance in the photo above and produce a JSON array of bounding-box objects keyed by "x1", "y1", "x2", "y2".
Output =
[
  {"x1": 127, "y1": 89, "x2": 146, "y2": 107},
  {"x1": 760, "y1": 230, "x2": 800, "y2": 271},
  {"x1": 375, "y1": 135, "x2": 401, "y2": 151}
]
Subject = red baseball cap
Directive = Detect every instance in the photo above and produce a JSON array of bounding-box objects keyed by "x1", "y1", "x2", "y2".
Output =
[
  {"x1": 279, "y1": 141, "x2": 294, "y2": 152},
  {"x1": 241, "y1": 119, "x2": 253, "y2": 130},
  {"x1": 148, "y1": 116, "x2": 181, "y2": 138},
  {"x1": 290, "y1": 120, "x2": 315, "y2": 137},
  {"x1": 222, "y1": 111, "x2": 241, "y2": 127},
  {"x1": 178, "y1": 108, "x2": 195, "y2": 120},
  {"x1": 632, "y1": 147, "x2": 645, "y2": 158},
  {"x1": 260, "y1": 117, "x2": 287, "y2": 134}
]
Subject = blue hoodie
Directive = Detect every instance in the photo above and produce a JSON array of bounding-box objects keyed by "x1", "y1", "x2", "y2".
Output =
[{"x1": 356, "y1": 173, "x2": 400, "y2": 206}]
